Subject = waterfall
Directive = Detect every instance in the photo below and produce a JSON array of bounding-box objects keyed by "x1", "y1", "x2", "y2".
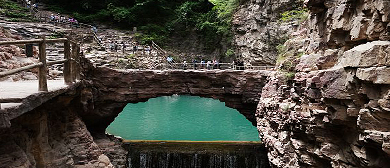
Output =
[{"x1": 125, "y1": 141, "x2": 269, "y2": 168}]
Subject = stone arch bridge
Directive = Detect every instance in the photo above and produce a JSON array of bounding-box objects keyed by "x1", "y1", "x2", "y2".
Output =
[{"x1": 80, "y1": 67, "x2": 275, "y2": 133}]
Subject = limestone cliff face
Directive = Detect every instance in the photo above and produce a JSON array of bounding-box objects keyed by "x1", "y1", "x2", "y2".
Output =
[
  {"x1": 232, "y1": 0, "x2": 301, "y2": 65},
  {"x1": 305, "y1": 0, "x2": 390, "y2": 53},
  {"x1": 256, "y1": 0, "x2": 390, "y2": 167}
]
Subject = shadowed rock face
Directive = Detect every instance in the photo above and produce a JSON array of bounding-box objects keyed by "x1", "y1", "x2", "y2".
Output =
[{"x1": 81, "y1": 67, "x2": 274, "y2": 133}]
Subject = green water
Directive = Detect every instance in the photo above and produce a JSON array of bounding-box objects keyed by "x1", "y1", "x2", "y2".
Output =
[{"x1": 106, "y1": 95, "x2": 260, "y2": 141}]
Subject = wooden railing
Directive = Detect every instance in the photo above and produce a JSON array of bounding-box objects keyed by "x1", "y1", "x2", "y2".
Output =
[{"x1": 0, "y1": 37, "x2": 81, "y2": 92}]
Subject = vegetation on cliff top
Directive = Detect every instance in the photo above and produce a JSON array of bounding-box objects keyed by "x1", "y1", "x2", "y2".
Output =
[
  {"x1": 276, "y1": 6, "x2": 308, "y2": 79},
  {"x1": 42, "y1": 0, "x2": 239, "y2": 57},
  {"x1": 0, "y1": 0, "x2": 33, "y2": 22},
  {"x1": 279, "y1": 8, "x2": 308, "y2": 23}
]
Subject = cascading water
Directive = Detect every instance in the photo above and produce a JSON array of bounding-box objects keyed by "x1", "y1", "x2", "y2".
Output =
[{"x1": 125, "y1": 141, "x2": 270, "y2": 168}]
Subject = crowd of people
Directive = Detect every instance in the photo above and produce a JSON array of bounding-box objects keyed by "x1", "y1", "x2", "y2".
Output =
[
  {"x1": 107, "y1": 41, "x2": 152, "y2": 54},
  {"x1": 48, "y1": 14, "x2": 79, "y2": 27},
  {"x1": 166, "y1": 57, "x2": 247, "y2": 70},
  {"x1": 24, "y1": 0, "x2": 37, "y2": 10}
]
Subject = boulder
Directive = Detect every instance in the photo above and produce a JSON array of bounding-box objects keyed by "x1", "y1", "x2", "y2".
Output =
[
  {"x1": 356, "y1": 67, "x2": 390, "y2": 84},
  {"x1": 336, "y1": 41, "x2": 390, "y2": 68}
]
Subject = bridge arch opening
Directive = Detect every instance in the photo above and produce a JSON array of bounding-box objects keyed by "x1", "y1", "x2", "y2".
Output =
[{"x1": 105, "y1": 95, "x2": 260, "y2": 141}]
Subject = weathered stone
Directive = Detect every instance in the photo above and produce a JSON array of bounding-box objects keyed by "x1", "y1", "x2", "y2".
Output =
[
  {"x1": 358, "y1": 109, "x2": 390, "y2": 131},
  {"x1": 232, "y1": 0, "x2": 300, "y2": 65},
  {"x1": 318, "y1": 68, "x2": 355, "y2": 99},
  {"x1": 337, "y1": 41, "x2": 390, "y2": 68},
  {"x1": 382, "y1": 143, "x2": 390, "y2": 155},
  {"x1": 356, "y1": 67, "x2": 390, "y2": 84},
  {"x1": 378, "y1": 99, "x2": 390, "y2": 111},
  {"x1": 346, "y1": 108, "x2": 359, "y2": 117}
]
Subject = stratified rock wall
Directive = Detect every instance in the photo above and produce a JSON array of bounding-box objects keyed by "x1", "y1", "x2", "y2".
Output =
[
  {"x1": 256, "y1": 0, "x2": 390, "y2": 167},
  {"x1": 232, "y1": 0, "x2": 301, "y2": 65}
]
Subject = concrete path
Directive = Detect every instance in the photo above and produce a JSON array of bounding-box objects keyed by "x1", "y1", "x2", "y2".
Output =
[{"x1": 0, "y1": 79, "x2": 67, "y2": 109}]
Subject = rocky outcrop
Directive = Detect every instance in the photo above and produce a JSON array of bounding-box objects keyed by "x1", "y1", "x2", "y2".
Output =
[
  {"x1": 82, "y1": 67, "x2": 274, "y2": 133},
  {"x1": 232, "y1": 0, "x2": 302, "y2": 65},
  {"x1": 257, "y1": 15, "x2": 390, "y2": 168},
  {"x1": 304, "y1": 0, "x2": 390, "y2": 53},
  {"x1": 255, "y1": 0, "x2": 390, "y2": 167},
  {"x1": 257, "y1": 65, "x2": 390, "y2": 167},
  {"x1": 0, "y1": 88, "x2": 117, "y2": 168}
]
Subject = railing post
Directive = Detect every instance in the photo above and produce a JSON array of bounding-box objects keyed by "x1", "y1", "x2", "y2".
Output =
[
  {"x1": 38, "y1": 36, "x2": 48, "y2": 92},
  {"x1": 64, "y1": 40, "x2": 72, "y2": 84},
  {"x1": 75, "y1": 45, "x2": 80, "y2": 80},
  {"x1": 71, "y1": 43, "x2": 79, "y2": 81}
]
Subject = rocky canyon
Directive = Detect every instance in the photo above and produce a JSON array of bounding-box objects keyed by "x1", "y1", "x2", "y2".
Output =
[{"x1": 1, "y1": 0, "x2": 390, "y2": 167}]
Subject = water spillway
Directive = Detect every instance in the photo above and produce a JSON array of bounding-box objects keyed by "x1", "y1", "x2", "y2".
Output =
[
  {"x1": 106, "y1": 95, "x2": 268, "y2": 167},
  {"x1": 124, "y1": 141, "x2": 270, "y2": 168}
]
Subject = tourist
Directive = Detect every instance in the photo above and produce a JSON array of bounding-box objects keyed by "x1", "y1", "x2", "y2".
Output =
[
  {"x1": 74, "y1": 19, "x2": 79, "y2": 28},
  {"x1": 68, "y1": 18, "x2": 74, "y2": 27},
  {"x1": 183, "y1": 60, "x2": 187, "y2": 70},
  {"x1": 206, "y1": 60, "x2": 211, "y2": 70},
  {"x1": 201, "y1": 59, "x2": 205, "y2": 69},
  {"x1": 238, "y1": 60, "x2": 244, "y2": 70},
  {"x1": 167, "y1": 56, "x2": 173, "y2": 64},
  {"x1": 32, "y1": 3, "x2": 37, "y2": 10},
  {"x1": 192, "y1": 59, "x2": 197, "y2": 70},
  {"x1": 54, "y1": 14, "x2": 59, "y2": 23},
  {"x1": 132, "y1": 42, "x2": 137, "y2": 54},
  {"x1": 214, "y1": 60, "x2": 219, "y2": 69},
  {"x1": 91, "y1": 26, "x2": 97, "y2": 34},
  {"x1": 122, "y1": 41, "x2": 126, "y2": 53},
  {"x1": 50, "y1": 14, "x2": 54, "y2": 22},
  {"x1": 60, "y1": 15, "x2": 66, "y2": 23},
  {"x1": 114, "y1": 41, "x2": 118, "y2": 52},
  {"x1": 109, "y1": 41, "x2": 114, "y2": 51},
  {"x1": 145, "y1": 45, "x2": 151, "y2": 55},
  {"x1": 26, "y1": 0, "x2": 31, "y2": 8}
]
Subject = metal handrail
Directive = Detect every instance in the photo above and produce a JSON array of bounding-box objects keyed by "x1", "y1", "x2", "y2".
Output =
[{"x1": 166, "y1": 63, "x2": 274, "y2": 70}]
